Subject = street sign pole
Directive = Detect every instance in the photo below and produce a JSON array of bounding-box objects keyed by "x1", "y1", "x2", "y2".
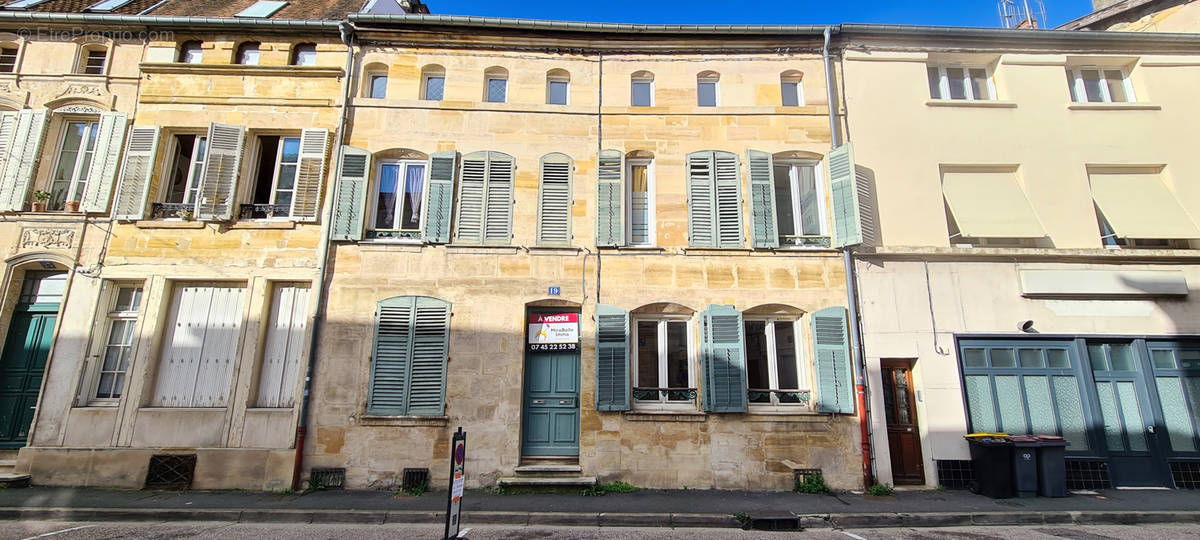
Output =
[{"x1": 444, "y1": 427, "x2": 467, "y2": 540}]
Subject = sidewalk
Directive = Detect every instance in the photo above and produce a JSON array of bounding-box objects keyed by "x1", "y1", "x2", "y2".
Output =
[{"x1": 2, "y1": 486, "x2": 1200, "y2": 529}]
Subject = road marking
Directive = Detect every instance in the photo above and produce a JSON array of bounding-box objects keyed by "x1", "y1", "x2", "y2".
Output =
[
  {"x1": 840, "y1": 531, "x2": 867, "y2": 540},
  {"x1": 21, "y1": 525, "x2": 96, "y2": 540}
]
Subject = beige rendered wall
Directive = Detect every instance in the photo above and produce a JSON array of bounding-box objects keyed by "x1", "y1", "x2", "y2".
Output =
[{"x1": 1101, "y1": 1, "x2": 1200, "y2": 32}]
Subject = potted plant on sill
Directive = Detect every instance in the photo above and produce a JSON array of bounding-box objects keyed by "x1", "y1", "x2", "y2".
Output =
[
  {"x1": 64, "y1": 199, "x2": 81, "y2": 213},
  {"x1": 30, "y1": 191, "x2": 50, "y2": 212}
]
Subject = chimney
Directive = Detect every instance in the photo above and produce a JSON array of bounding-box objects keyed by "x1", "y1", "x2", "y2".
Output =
[{"x1": 1092, "y1": 0, "x2": 1125, "y2": 10}]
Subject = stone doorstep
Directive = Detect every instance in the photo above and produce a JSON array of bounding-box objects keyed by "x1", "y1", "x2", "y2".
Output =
[
  {"x1": 497, "y1": 476, "x2": 597, "y2": 487},
  {"x1": 0, "y1": 460, "x2": 17, "y2": 474},
  {"x1": 512, "y1": 465, "x2": 584, "y2": 474},
  {"x1": 0, "y1": 473, "x2": 30, "y2": 488}
]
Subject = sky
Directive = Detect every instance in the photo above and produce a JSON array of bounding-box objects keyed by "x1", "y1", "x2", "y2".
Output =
[{"x1": 425, "y1": 0, "x2": 1099, "y2": 29}]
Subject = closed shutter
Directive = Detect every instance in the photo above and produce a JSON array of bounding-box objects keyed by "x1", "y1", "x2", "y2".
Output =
[
  {"x1": 256, "y1": 285, "x2": 309, "y2": 408},
  {"x1": 407, "y1": 297, "x2": 451, "y2": 415},
  {"x1": 79, "y1": 112, "x2": 127, "y2": 213},
  {"x1": 812, "y1": 306, "x2": 854, "y2": 414},
  {"x1": 0, "y1": 109, "x2": 48, "y2": 212},
  {"x1": 366, "y1": 297, "x2": 414, "y2": 415},
  {"x1": 329, "y1": 145, "x2": 370, "y2": 241},
  {"x1": 455, "y1": 151, "x2": 487, "y2": 244},
  {"x1": 290, "y1": 128, "x2": 329, "y2": 222},
  {"x1": 537, "y1": 152, "x2": 573, "y2": 246},
  {"x1": 686, "y1": 151, "x2": 716, "y2": 248},
  {"x1": 595, "y1": 149, "x2": 624, "y2": 247},
  {"x1": 191, "y1": 286, "x2": 245, "y2": 407},
  {"x1": 196, "y1": 123, "x2": 245, "y2": 221},
  {"x1": 828, "y1": 143, "x2": 863, "y2": 248},
  {"x1": 152, "y1": 285, "x2": 246, "y2": 408},
  {"x1": 422, "y1": 150, "x2": 456, "y2": 244},
  {"x1": 111, "y1": 127, "x2": 160, "y2": 220},
  {"x1": 700, "y1": 305, "x2": 747, "y2": 413},
  {"x1": 367, "y1": 296, "x2": 450, "y2": 416},
  {"x1": 484, "y1": 152, "x2": 515, "y2": 244},
  {"x1": 746, "y1": 149, "x2": 779, "y2": 248},
  {"x1": 714, "y1": 151, "x2": 743, "y2": 248},
  {"x1": 595, "y1": 304, "x2": 630, "y2": 411}
]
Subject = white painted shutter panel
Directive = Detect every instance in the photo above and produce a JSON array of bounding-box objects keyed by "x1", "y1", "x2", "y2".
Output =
[
  {"x1": 454, "y1": 151, "x2": 487, "y2": 244},
  {"x1": 80, "y1": 112, "x2": 128, "y2": 213},
  {"x1": 537, "y1": 153, "x2": 573, "y2": 246},
  {"x1": 197, "y1": 123, "x2": 245, "y2": 221},
  {"x1": 152, "y1": 286, "x2": 213, "y2": 407},
  {"x1": 257, "y1": 286, "x2": 309, "y2": 407},
  {"x1": 112, "y1": 127, "x2": 160, "y2": 220},
  {"x1": 0, "y1": 113, "x2": 17, "y2": 175},
  {"x1": 714, "y1": 151, "x2": 743, "y2": 248},
  {"x1": 191, "y1": 286, "x2": 244, "y2": 407},
  {"x1": 484, "y1": 151, "x2": 515, "y2": 245},
  {"x1": 686, "y1": 151, "x2": 716, "y2": 248},
  {"x1": 0, "y1": 109, "x2": 48, "y2": 212},
  {"x1": 290, "y1": 128, "x2": 329, "y2": 222}
]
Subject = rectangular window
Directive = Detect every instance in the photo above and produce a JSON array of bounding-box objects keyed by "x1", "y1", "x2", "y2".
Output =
[
  {"x1": 627, "y1": 159, "x2": 653, "y2": 246},
  {"x1": 94, "y1": 285, "x2": 143, "y2": 401},
  {"x1": 927, "y1": 65, "x2": 992, "y2": 100},
  {"x1": 631, "y1": 80, "x2": 652, "y2": 107},
  {"x1": 82, "y1": 48, "x2": 106, "y2": 75},
  {"x1": 151, "y1": 284, "x2": 246, "y2": 408},
  {"x1": 781, "y1": 81, "x2": 800, "y2": 107},
  {"x1": 50, "y1": 120, "x2": 99, "y2": 210},
  {"x1": 256, "y1": 284, "x2": 308, "y2": 408},
  {"x1": 548, "y1": 80, "x2": 568, "y2": 105},
  {"x1": 247, "y1": 136, "x2": 300, "y2": 218},
  {"x1": 633, "y1": 318, "x2": 694, "y2": 408},
  {"x1": 368, "y1": 75, "x2": 387, "y2": 99},
  {"x1": 163, "y1": 134, "x2": 206, "y2": 208},
  {"x1": 423, "y1": 76, "x2": 444, "y2": 101},
  {"x1": 486, "y1": 78, "x2": 507, "y2": 103},
  {"x1": 1067, "y1": 67, "x2": 1134, "y2": 103},
  {"x1": 772, "y1": 161, "x2": 827, "y2": 241},
  {"x1": 372, "y1": 160, "x2": 426, "y2": 233},
  {"x1": 697, "y1": 79, "x2": 718, "y2": 107},
  {"x1": 745, "y1": 319, "x2": 806, "y2": 407},
  {"x1": 0, "y1": 47, "x2": 17, "y2": 73}
]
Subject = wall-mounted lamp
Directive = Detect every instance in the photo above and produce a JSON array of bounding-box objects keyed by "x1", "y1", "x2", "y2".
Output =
[{"x1": 1018, "y1": 320, "x2": 1037, "y2": 333}]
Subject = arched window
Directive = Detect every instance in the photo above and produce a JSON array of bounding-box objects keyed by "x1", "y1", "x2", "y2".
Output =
[
  {"x1": 78, "y1": 44, "x2": 107, "y2": 74},
  {"x1": 780, "y1": 70, "x2": 804, "y2": 107},
  {"x1": 484, "y1": 66, "x2": 508, "y2": 103},
  {"x1": 630, "y1": 71, "x2": 654, "y2": 107},
  {"x1": 235, "y1": 42, "x2": 260, "y2": 66},
  {"x1": 363, "y1": 62, "x2": 387, "y2": 98},
  {"x1": 697, "y1": 71, "x2": 720, "y2": 107},
  {"x1": 290, "y1": 43, "x2": 317, "y2": 66},
  {"x1": 178, "y1": 40, "x2": 202, "y2": 64},
  {"x1": 546, "y1": 69, "x2": 570, "y2": 105},
  {"x1": 421, "y1": 64, "x2": 445, "y2": 101},
  {"x1": 369, "y1": 148, "x2": 430, "y2": 236}
]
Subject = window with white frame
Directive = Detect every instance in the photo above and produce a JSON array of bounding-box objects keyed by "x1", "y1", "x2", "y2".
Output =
[
  {"x1": 161, "y1": 134, "x2": 206, "y2": 213},
  {"x1": 780, "y1": 70, "x2": 803, "y2": 107},
  {"x1": 236, "y1": 42, "x2": 260, "y2": 66},
  {"x1": 697, "y1": 71, "x2": 719, "y2": 107},
  {"x1": 631, "y1": 71, "x2": 654, "y2": 107},
  {"x1": 291, "y1": 43, "x2": 316, "y2": 66},
  {"x1": 49, "y1": 119, "x2": 99, "y2": 210},
  {"x1": 247, "y1": 135, "x2": 300, "y2": 218},
  {"x1": 368, "y1": 73, "x2": 388, "y2": 98},
  {"x1": 632, "y1": 317, "x2": 694, "y2": 408},
  {"x1": 79, "y1": 45, "x2": 107, "y2": 75},
  {"x1": 546, "y1": 68, "x2": 569, "y2": 105},
  {"x1": 1067, "y1": 67, "x2": 1134, "y2": 103},
  {"x1": 93, "y1": 285, "x2": 143, "y2": 401},
  {"x1": 927, "y1": 65, "x2": 993, "y2": 100},
  {"x1": 772, "y1": 159, "x2": 828, "y2": 242},
  {"x1": 372, "y1": 159, "x2": 426, "y2": 234},
  {"x1": 178, "y1": 40, "x2": 202, "y2": 64},
  {"x1": 626, "y1": 157, "x2": 654, "y2": 246},
  {"x1": 421, "y1": 64, "x2": 444, "y2": 101},
  {"x1": 744, "y1": 318, "x2": 807, "y2": 407},
  {"x1": 485, "y1": 66, "x2": 508, "y2": 103}
]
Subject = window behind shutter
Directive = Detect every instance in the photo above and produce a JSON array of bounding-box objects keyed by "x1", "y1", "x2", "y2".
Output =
[
  {"x1": 828, "y1": 143, "x2": 863, "y2": 248},
  {"x1": 812, "y1": 306, "x2": 854, "y2": 414},
  {"x1": 291, "y1": 128, "x2": 329, "y2": 222},
  {"x1": 422, "y1": 150, "x2": 457, "y2": 244},
  {"x1": 595, "y1": 304, "x2": 630, "y2": 411},
  {"x1": 329, "y1": 145, "x2": 370, "y2": 241},
  {"x1": 700, "y1": 305, "x2": 747, "y2": 413},
  {"x1": 152, "y1": 285, "x2": 245, "y2": 408},
  {"x1": 686, "y1": 151, "x2": 716, "y2": 248},
  {"x1": 191, "y1": 286, "x2": 245, "y2": 407},
  {"x1": 537, "y1": 152, "x2": 572, "y2": 246},
  {"x1": 455, "y1": 151, "x2": 487, "y2": 244},
  {"x1": 406, "y1": 296, "x2": 450, "y2": 415},
  {"x1": 0, "y1": 109, "x2": 47, "y2": 212},
  {"x1": 367, "y1": 297, "x2": 413, "y2": 415},
  {"x1": 746, "y1": 149, "x2": 779, "y2": 248},
  {"x1": 257, "y1": 285, "x2": 309, "y2": 408},
  {"x1": 714, "y1": 151, "x2": 743, "y2": 248},
  {"x1": 196, "y1": 123, "x2": 245, "y2": 221},
  {"x1": 484, "y1": 151, "x2": 514, "y2": 245},
  {"x1": 79, "y1": 112, "x2": 127, "y2": 213},
  {"x1": 112, "y1": 126, "x2": 160, "y2": 220},
  {"x1": 595, "y1": 149, "x2": 624, "y2": 247}
]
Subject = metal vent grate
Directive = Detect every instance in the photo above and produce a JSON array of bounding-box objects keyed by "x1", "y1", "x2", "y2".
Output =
[
  {"x1": 145, "y1": 454, "x2": 196, "y2": 489},
  {"x1": 402, "y1": 468, "x2": 430, "y2": 491},
  {"x1": 1170, "y1": 461, "x2": 1200, "y2": 489},
  {"x1": 1065, "y1": 459, "x2": 1111, "y2": 490},
  {"x1": 309, "y1": 467, "x2": 345, "y2": 490}
]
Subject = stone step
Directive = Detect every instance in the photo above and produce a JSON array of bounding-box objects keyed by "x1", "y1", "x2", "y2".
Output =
[
  {"x1": 498, "y1": 476, "x2": 596, "y2": 487},
  {"x1": 513, "y1": 465, "x2": 583, "y2": 475},
  {"x1": 0, "y1": 473, "x2": 30, "y2": 488},
  {"x1": 0, "y1": 459, "x2": 16, "y2": 474}
]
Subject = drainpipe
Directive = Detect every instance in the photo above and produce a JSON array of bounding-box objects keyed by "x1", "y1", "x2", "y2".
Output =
[
  {"x1": 823, "y1": 26, "x2": 874, "y2": 490},
  {"x1": 292, "y1": 20, "x2": 357, "y2": 492}
]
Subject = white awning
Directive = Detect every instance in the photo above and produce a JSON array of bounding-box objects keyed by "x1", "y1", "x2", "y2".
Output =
[
  {"x1": 942, "y1": 171, "x2": 1044, "y2": 238},
  {"x1": 1089, "y1": 173, "x2": 1200, "y2": 239}
]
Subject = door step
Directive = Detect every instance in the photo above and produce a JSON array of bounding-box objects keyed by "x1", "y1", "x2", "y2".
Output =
[
  {"x1": 498, "y1": 476, "x2": 596, "y2": 487},
  {"x1": 0, "y1": 473, "x2": 30, "y2": 488},
  {"x1": 514, "y1": 464, "x2": 583, "y2": 474},
  {"x1": 0, "y1": 459, "x2": 16, "y2": 474}
]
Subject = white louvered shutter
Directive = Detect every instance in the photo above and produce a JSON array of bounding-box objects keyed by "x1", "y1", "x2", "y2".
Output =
[
  {"x1": 111, "y1": 127, "x2": 161, "y2": 220},
  {"x1": 257, "y1": 286, "x2": 309, "y2": 407},
  {"x1": 686, "y1": 151, "x2": 716, "y2": 248},
  {"x1": 0, "y1": 109, "x2": 48, "y2": 212},
  {"x1": 79, "y1": 112, "x2": 128, "y2": 213},
  {"x1": 713, "y1": 151, "x2": 744, "y2": 248},
  {"x1": 537, "y1": 153, "x2": 573, "y2": 246},
  {"x1": 290, "y1": 128, "x2": 329, "y2": 222},
  {"x1": 197, "y1": 123, "x2": 245, "y2": 221},
  {"x1": 454, "y1": 152, "x2": 487, "y2": 244}
]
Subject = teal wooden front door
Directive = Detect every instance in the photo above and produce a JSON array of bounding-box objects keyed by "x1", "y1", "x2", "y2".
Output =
[
  {"x1": 522, "y1": 349, "x2": 580, "y2": 456},
  {"x1": 0, "y1": 308, "x2": 57, "y2": 448}
]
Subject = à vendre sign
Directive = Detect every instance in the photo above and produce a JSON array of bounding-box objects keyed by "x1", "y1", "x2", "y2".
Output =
[{"x1": 527, "y1": 313, "x2": 579, "y2": 351}]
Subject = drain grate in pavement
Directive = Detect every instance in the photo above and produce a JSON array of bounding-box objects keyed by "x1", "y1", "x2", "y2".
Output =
[{"x1": 1035, "y1": 528, "x2": 1119, "y2": 540}]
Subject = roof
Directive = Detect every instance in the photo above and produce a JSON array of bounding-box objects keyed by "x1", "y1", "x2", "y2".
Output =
[
  {"x1": 2, "y1": 0, "x2": 430, "y2": 19},
  {"x1": 1057, "y1": 0, "x2": 1190, "y2": 30},
  {"x1": 17, "y1": 0, "x2": 161, "y2": 14}
]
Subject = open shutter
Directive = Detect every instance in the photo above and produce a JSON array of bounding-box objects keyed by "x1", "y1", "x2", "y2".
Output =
[
  {"x1": 595, "y1": 149, "x2": 624, "y2": 247},
  {"x1": 454, "y1": 151, "x2": 487, "y2": 244},
  {"x1": 290, "y1": 128, "x2": 329, "y2": 222},
  {"x1": 329, "y1": 146, "x2": 370, "y2": 241},
  {"x1": 812, "y1": 306, "x2": 854, "y2": 414},
  {"x1": 829, "y1": 143, "x2": 863, "y2": 248},
  {"x1": 484, "y1": 151, "x2": 514, "y2": 245},
  {"x1": 595, "y1": 304, "x2": 630, "y2": 411},
  {"x1": 367, "y1": 296, "x2": 414, "y2": 415},
  {"x1": 0, "y1": 109, "x2": 48, "y2": 212},
  {"x1": 422, "y1": 150, "x2": 456, "y2": 244},
  {"x1": 700, "y1": 305, "x2": 747, "y2": 413},
  {"x1": 714, "y1": 151, "x2": 743, "y2": 248},
  {"x1": 196, "y1": 123, "x2": 244, "y2": 221},
  {"x1": 111, "y1": 127, "x2": 160, "y2": 220},
  {"x1": 79, "y1": 112, "x2": 127, "y2": 213},
  {"x1": 686, "y1": 151, "x2": 716, "y2": 248},
  {"x1": 747, "y1": 149, "x2": 779, "y2": 248},
  {"x1": 537, "y1": 152, "x2": 573, "y2": 246},
  {"x1": 406, "y1": 296, "x2": 450, "y2": 415}
]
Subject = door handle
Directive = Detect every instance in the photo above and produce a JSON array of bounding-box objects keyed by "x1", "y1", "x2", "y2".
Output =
[
  {"x1": 532, "y1": 399, "x2": 546, "y2": 405},
  {"x1": 559, "y1": 399, "x2": 573, "y2": 405},
  {"x1": 906, "y1": 427, "x2": 912, "y2": 432},
  {"x1": 1147, "y1": 425, "x2": 1156, "y2": 434}
]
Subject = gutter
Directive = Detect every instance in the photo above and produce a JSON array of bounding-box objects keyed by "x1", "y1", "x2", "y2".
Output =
[
  {"x1": 349, "y1": 14, "x2": 831, "y2": 35},
  {"x1": 0, "y1": 12, "x2": 341, "y2": 30}
]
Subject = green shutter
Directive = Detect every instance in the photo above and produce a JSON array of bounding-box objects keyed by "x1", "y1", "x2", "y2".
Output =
[
  {"x1": 407, "y1": 296, "x2": 451, "y2": 415},
  {"x1": 367, "y1": 296, "x2": 450, "y2": 416},
  {"x1": 746, "y1": 149, "x2": 779, "y2": 248},
  {"x1": 812, "y1": 306, "x2": 854, "y2": 414},
  {"x1": 422, "y1": 150, "x2": 456, "y2": 244},
  {"x1": 828, "y1": 143, "x2": 863, "y2": 248},
  {"x1": 713, "y1": 151, "x2": 743, "y2": 248},
  {"x1": 595, "y1": 304, "x2": 630, "y2": 411},
  {"x1": 700, "y1": 305, "x2": 747, "y2": 413},
  {"x1": 0, "y1": 109, "x2": 48, "y2": 212},
  {"x1": 537, "y1": 152, "x2": 573, "y2": 246},
  {"x1": 595, "y1": 149, "x2": 624, "y2": 247},
  {"x1": 79, "y1": 112, "x2": 127, "y2": 213},
  {"x1": 329, "y1": 145, "x2": 370, "y2": 242},
  {"x1": 484, "y1": 151, "x2": 515, "y2": 245},
  {"x1": 455, "y1": 151, "x2": 487, "y2": 244},
  {"x1": 111, "y1": 126, "x2": 161, "y2": 220},
  {"x1": 686, "y1": 151, "x2": 716, "y2": 248}
]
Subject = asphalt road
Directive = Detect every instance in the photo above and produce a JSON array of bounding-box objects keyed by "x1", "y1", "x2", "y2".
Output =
[{"x1": 4, "y1": 522, "x2": 1200, "y2": 540}]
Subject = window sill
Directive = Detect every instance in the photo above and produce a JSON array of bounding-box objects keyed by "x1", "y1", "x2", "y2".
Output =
[
  {"x1": 1067, "y1": 102, "x2": 1161, "y2": 111},
  {"x1": 134, "y1": 220, "x2": 206, "y2": 229},
  {"x1": 228, "y1": 221, "x2": 297, "y2": 230},
  {"x1": 598, "y1": 246, "x2": 666, "y2": 253},
  {"x1": 623, "y1": 410, "x2": 706, "y2": 422},
  {"x1": 681, "y1": 248, "x2": 754, "y2": 255},
  {"x1": 445, "y1": 244, "x2": 520, "y2": 255},
  {"x1": 925, "y1": 99, "x2": 1018, "y2": 109},
  {"x1": 744, "y1": 411, "x2": 829, "y2": 423},
  {"x1": 139, "y1": 62, "x2": 345, "y2": 78},
  {"x1": 358, "y1": 415, "x2": 449, "y2": 427},
  {"x1": 361, "y1": 237, "x2": 423, "y2": 245},
  {"x1": 528, "y1": 246, "x2": 582, "y2": 254},
  {"x1": 245, "y1": 407, "x2": 293, "y2": 413},
  {"x1": 75, "y1": 403, "x2": 119, "y2": 409}
]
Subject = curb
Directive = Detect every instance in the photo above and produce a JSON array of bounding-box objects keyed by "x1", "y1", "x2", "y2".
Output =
[{"x1": 3, "y1": 507, "x2": 1200, "y2": 529}]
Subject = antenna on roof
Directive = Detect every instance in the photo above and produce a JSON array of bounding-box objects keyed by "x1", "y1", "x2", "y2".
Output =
[{"x1": 998, "y1": 0, "x2": 1047, "y2": 29}]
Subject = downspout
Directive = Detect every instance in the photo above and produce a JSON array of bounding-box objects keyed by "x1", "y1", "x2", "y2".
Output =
[
  {"x1": 823, "y1": 25, "x2": 874, "y2": 490},
  {"x1": 292, "y1": 20, "x2": 357, "y2": 492}
]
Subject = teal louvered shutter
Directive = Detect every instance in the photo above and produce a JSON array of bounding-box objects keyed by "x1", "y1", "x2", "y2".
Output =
[
  {"x1": 484, "y1": 151, "x2": 515, "y2": 245},
  {"x1": 455, "y1": 151, "x2": 487, "y2": 244},
  {"x1": 422, "y1": 150, "x2": 456, "y2": 244},
  {"x1": 812, "y1": 306, "x2": 854, "y2": 414},
  {"x1": 196, "y1": 122, "x2": 245, "y2": 221},
  {"x1": 291, "y1": 128, "x2": 330, "y2": 222},
  {"x1": 537, "y1": 152, "x2": 573, "y2": 246},
  {"x1": 111, "y1": 126, "x2": 160, "y2": 220},
  {"x1": 686, "y1": 151, "x2": 716, "y2": 248},
  {"x1": 407, "y1": 297, "x2": 451, "y2": 415},
  {"x1": 746, "y1": 149, "x2": 779, "y2": 248},
  {"x1": 595, "y1": 304, "x2": 630, "y2": 411},
  {"x1": 0, "y1": 109, "x2": 48, "y2": 212},
  {"x1": 367, "y1": 297, "x2": 414, "y2": 415},
  {"x1": 329, "y1": 145, "x2": 370, "y2": 241},
  {"x1": 700, "y1": 305, "x2": 748, "y2": 413},
  {"x1": 79, "y1": 112, "x2": 127, "y2": 213},
  {"x1": 713, "y1": 151, "x2": 743, "y2": 248},
  {"x1": 595, "y1": 149, "x2": 624, "y2": 247},
  {"x1": 828, "y1": 143, "x2": 863, "y2": 248}
]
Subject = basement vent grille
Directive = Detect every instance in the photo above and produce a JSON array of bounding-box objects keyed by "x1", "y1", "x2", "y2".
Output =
[
  {"x1": 145, "y1": 454, "x2": 196, "y2": 489},
  {"x1": 309, "y1": 467, "x2": 346, "y2": 490},
  {"x1": 402, "y1": 468, "x2": 430, "y2": 492}
]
